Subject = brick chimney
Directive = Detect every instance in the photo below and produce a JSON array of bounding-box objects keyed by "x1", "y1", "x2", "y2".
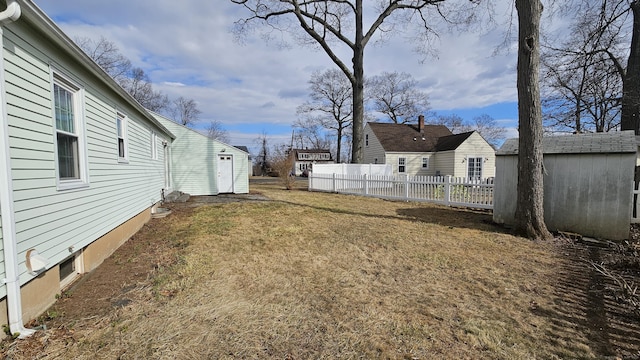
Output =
[{"x1": 418, "y1": 115, "x2": 425, "y2": 134}]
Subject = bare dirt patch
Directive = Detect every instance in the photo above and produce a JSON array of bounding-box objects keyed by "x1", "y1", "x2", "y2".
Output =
[{"x1": 1, "y1": 183, "x2": 639, "y2": 359}]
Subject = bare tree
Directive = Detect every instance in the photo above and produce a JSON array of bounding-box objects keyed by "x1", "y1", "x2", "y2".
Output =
[
  {"x1": 291, "y1": 121, "x2": 334, "y2": 150},
  {"x1": 297, "y1": 69, "x2": 353, "y2": 162},
  {"x1": 622, "y1": 1, "x2": 640, "y2": 133},
  {"x1": 255, "y1": 131, "x2": 270, "y2": 176},
  {"x1": 170, "y1": 97, "x2": 202, "y2": 127},
  {"x1": 369, "y1": 71, "x2": 430, "y2": 124},
  {"x1": 297, "y1": 69, "x2": 353, "y2": 163},
  {"x1": 470, "y1": 114, "x2": 507, "y2": 147},
  {"x1": 231, "y1": 0, "x2": 484, "y2": 163},
  {"x1": 75, "y1": 36, "x2": 132, "y2": 82},
  {"x1": 431, "y1": 114, "x2": 467, "y2": 133},
  {"x1": 542, "y1": 1, "x2": 625, "y2": 133},
  {"x1": 514, "y1": 0, "x2": 552, "y2": 240},
  {"x1": 206, "y1": 120, "x2": 230, "y2": 143},
  {"x1": 431, "y1": 113, "x2": 505, "y2": 147},
  {"x1": 118, "y1": 67, "x2": 169, "y2": 112}
]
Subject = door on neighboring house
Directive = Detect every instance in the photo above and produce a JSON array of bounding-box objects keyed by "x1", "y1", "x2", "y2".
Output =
[
  {"x1": 467, "y1": 156, "x2": 483, "y2": 181},
  {"x1": 217, "y1": 154, "x2": 234, "y2": 193}
]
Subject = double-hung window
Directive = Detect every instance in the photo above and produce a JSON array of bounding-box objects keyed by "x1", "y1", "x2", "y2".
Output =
[
  {"x1": 398, "y1": 157, "x2": 406, "y2": 174},
  {"x1": 422, "y1": 157, "x2": 429, "y2": 169},
  {"x1": 116, "y1": 112, "x2": 128, "y2": 162},
  {"x1": 53, "y1": 73, "x2": 87, "y2": 189}
]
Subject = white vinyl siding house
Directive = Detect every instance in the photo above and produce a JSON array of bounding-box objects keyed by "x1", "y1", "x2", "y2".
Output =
[
  {"x1": 363, "y1": 125, "x2": 385, "y2": 165},
  {"x1": 0, "y1": 0, "x2": 175, "y2": 330},
  {"x1": 364, "y1": 122, "x2": 496, "y2": 179},
  {"x1": 153, "y1": 113, "x2": 249, "y2": 195}
]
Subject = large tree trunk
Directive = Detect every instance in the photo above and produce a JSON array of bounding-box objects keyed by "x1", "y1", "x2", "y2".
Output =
[
  {"x1": 622, "y1": 1, "x2": 640, "y2": 134},
  {"x1": 351, "y1": 0, "x2": 365, "y2": 164},
  {"x1": 514, "y1": 0, "x2": 552, "y2": 240}
]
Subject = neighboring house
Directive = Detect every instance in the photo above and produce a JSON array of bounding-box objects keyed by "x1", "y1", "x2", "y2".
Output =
[
  {"x1": 154, "y1": 114, "x2": 249, "y2": 196},
  {"x1": 363, "y1": 116, "x2": 496, "y2": 179},
  {"x1": 290, "y1": 148, "x2": 334, "y2": 176},
  {"x1": 494, "y1": 131, "x2": 636, "y2": 241},
  {"x1": 233, "y1": 145, "x2": 253, "y2": 177}
]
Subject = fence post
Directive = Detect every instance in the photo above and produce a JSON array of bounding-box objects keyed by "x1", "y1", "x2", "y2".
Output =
[
  {"x1": 404, "y1": 174, "x2": 410, "y2": 200},
  {"x1": 332, "y1": 173, "x2": 337, "y2": 193},
  {"x1": 363, "y1": 173, "x2": 369, "y2": 195},
  {"x1": 444, "y1": 175, "x2": 452, "y2": 206}
]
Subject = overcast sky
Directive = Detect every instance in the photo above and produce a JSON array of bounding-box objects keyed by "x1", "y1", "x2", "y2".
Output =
[{"x1": 33, "y1": 0, "x2": 524, "y2": 153}]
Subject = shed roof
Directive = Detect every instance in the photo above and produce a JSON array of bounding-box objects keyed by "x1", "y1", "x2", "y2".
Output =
[
  {"x1": 497, "y1": 131, "x2": 637, "y2": 156},
  {"x1": 367, "y1": 122, "x2": 454, "y2": 152}
]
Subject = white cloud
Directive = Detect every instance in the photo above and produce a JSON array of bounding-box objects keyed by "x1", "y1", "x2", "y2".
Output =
[{"x1": 34, "y1": 0, "x2": 521, "y2": 138}]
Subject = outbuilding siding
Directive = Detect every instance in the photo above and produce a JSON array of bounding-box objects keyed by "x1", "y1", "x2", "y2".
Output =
[
  {"x1": 154, "y1": 114, "x2": 249, "y2": 196},
  {"x1": 494, "y1": 132, "x2": 636, "y2": 240}
]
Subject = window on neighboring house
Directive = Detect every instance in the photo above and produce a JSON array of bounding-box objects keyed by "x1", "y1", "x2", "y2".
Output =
[
  {"x1": 53, "y1": 73, "x2": 87, "y2": 189},
  {"x1": 365, "y1": 134, "x2": 369, "y2": 146},
  {"x1": 422, "y1": 157, "x2": 429, "y2": 169},
  {"x1": 467, "y1": 156, "x2": 483, "y2": 181},
  {"x1": 151, "y1": 131, "x2": 158, "y2": 160},
  {"x1": 398, "y1": 157, "x2": 406, "y2": 173},
  {"x1": 116, "y1": 112, "x2": 128, "y2": 162}
]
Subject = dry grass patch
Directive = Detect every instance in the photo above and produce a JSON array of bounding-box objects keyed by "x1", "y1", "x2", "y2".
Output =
[{"x1": 2, "y1": 183, "x2": 638, "y2": 359}]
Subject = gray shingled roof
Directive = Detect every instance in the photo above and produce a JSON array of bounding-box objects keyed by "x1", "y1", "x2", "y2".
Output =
[
  {"x1": 368, "y1": 122, "x2": 454, "y2": 152},
  {"x1": 497, "y1": 131, "x2": 637, "y2": 155}
]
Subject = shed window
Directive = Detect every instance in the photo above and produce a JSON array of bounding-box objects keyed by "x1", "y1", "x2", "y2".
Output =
[
  {"x1": 422, "y1": 157, "x2": 429, "y2": 169},
  {"x1": 398, "y1": 157, "x2": 406, "y2": 173},
  {"x1": 53, "y1": 72, "x2": 88, "y2": 190}
]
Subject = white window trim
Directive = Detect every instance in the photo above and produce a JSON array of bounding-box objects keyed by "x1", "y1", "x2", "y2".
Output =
[
  {"x1": 398, "y1": 157, "x2": 406, "y2": 174},
  {"x1": 117, "y1": 112, "x2": 129, "y2": 163},
  {"x1": 51, "y1": 70, "x2": 89, "y2": 191},
  {"x1": 466, "y1": 155, "x2": 484, "y2": 181},
  {"x1": 422, "y1": 157, "x2": 429, "y2": 169},
  {"x1": 151, "y1": 131, "x2": 158, "y2": 160}
]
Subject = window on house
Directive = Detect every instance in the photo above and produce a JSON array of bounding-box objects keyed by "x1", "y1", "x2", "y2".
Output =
[
  {"x1": 116, "y1": 112, "x2": 128, "y2": 162},
  {"x1": 151, "y1": 131, "x2": 158, "y2": 160},
  {"x1": 467, "y1": 157, "x2": 483, "y2": 181},
  {"x1": 365, "y1": 134, "x2": 369, "y2": 146},
  {"x1": 53, "y1": 73, "x2": 87, "y2": 189},
  {"x1": 59, "y1": 252, "x2": 83, "y2": 289},
  {"x1": 422, "y1": 157, "x2": 429, "y2": 169},
  {"x1": 398, "y1": 157, "x2": 406, "y2": 173}
]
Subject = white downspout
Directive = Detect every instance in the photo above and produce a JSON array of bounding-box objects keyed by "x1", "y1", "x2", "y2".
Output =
[{"x1": 0, "y1": 0, "x2": 34, "y2": 339}]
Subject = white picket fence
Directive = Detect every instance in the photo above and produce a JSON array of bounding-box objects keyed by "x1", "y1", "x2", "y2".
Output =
[{"x1": 309, "y1": 173, "x2": 494, "y2": 210}]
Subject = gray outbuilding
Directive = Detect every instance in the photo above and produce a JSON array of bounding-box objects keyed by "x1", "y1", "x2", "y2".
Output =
[{"x1": 493, "y1": 131, "x2": 637, "y2": 241}]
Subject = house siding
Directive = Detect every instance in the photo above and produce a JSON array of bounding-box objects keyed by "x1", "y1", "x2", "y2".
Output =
[
  {"x1": 432, "y1": 151, "x2": 455, "y2": 177},
  {"x1": 450, "y1": 132, "x2": 496, "y2": 179},
  {"x1": 155, "y1": 115, "x2": 249, "y2": 195},
  {"x1": 385, "y1": 152, "x2": 436, "y2": 176},
  {"x1": 1, "y1": 18, "x2": 171, "y2": 303},
  {"x1": 363, "y1": 125, "x2": 385, "y2": 165}
]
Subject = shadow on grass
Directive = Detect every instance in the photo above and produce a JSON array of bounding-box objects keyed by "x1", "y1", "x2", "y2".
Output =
[
  {"x1": 396, "y1": 206, "x2": 511, "y2": 234},
  {"x1": 533, "y1": 245, "x2": 640, "y2": 359}
]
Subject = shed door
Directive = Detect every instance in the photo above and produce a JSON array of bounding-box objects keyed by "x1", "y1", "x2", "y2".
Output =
[{"x1": 218, "y1": 154, "x2": 234, "y2": 193}]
